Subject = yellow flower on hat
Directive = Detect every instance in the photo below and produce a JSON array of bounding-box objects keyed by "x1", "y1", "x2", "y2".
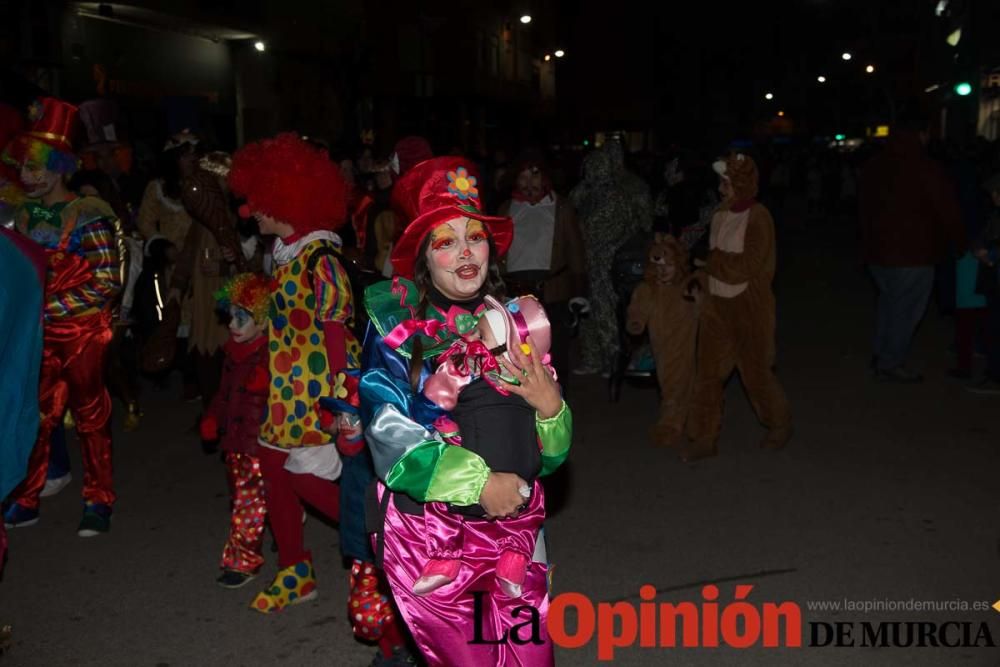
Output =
[{"x1": 446, "y1": 167, "x2": 478, "y2": 201}]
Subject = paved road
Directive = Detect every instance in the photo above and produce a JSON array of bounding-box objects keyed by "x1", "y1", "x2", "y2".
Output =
[{"x1": 2, "y1": 224, "x2": 998, "y2": 666}]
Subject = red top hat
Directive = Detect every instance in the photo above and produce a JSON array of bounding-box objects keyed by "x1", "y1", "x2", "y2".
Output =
[
  {"x1": 389, "y1": 157, "x2": 512, "y2": 279},
  {"x1": 22, "y1": 97, "x2": 79, "y2": 155}
]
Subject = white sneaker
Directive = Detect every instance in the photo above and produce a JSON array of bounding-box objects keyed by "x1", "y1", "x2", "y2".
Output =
[{"x1": 40, "y1": 473, "x2": 72, "y2": 498}]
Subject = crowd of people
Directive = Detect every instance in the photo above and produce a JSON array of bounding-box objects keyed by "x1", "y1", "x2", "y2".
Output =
[{"x1": 2, "y1": 91, "x2": 1000, "y2": 666}]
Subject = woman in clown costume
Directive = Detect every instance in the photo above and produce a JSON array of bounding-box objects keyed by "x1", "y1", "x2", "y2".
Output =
[{"x1": 357, "y1": 157, "x2": 572, "y2": 666}]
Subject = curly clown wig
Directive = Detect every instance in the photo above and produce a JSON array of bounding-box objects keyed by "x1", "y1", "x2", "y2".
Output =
[
  {"x1": 228, "y1": 132, "x2": 348, "y2": 234},
  {"x1": 4, "y1": 137, "x2": 78, "y2": 176},
  {"x1": 215, "y1": 273, "x2": 272, "y2": 324}
]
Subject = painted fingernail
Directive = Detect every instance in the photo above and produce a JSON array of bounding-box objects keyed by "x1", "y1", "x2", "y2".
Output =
[{"x1": 520, "y1": 343, "x2": 531, "y2": 355}]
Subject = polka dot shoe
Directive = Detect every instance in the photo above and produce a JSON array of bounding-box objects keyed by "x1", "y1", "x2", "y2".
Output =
[
  {"x1": 349, "y1": 559, "x2": 395, "y2": 641},
  {"x1": 250, "y1": 560, "x2": 318, "y2": 613}
]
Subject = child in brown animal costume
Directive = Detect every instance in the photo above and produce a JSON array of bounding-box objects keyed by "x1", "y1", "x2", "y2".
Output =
[
  {"x1": 683, "y1": 153, "x2": 791, "y2": 462},
  {"x1": 626, "y1": 233, "x2": 698, "y2": 448}
]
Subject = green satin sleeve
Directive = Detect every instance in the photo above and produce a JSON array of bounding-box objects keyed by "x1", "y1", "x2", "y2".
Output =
[
  {"x1": 537, "y1": 400, "x2": 572, "y2": 477},
  {"x1": 384, "y1": 440, "x2": 491, "y2": 506}
]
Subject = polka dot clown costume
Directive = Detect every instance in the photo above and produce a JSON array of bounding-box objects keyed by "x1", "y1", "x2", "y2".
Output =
[
  {"x1": 199, "y1": 273, "x2": 273, "y2": 589},
  {"x1": 228, "y1": 133, "x2": 360, "y2": 614}
]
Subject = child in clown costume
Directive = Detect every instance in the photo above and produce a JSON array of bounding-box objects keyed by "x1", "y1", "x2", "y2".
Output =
[
  {"x1": 229, "y1": 134, "x2": 402, "y2": 660},
  {"x1": 199, "y1": 273, "x2": 272, "y2": 589}
]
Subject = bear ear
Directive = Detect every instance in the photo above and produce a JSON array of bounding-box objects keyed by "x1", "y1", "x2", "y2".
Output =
[{"x1": 653, "y1": 231, "x2": 665, "y2": 244}]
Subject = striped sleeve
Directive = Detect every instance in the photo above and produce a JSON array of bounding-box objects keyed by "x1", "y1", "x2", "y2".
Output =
[
  {"x1": 312, "y1": 254, "x2": 353, "y2": 324},
  {"x1": 46, "y1": 218, "x2": 120, "y2": 319}
]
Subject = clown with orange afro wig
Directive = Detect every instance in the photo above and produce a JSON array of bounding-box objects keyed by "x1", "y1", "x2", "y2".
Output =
[{"x1": 227, "y1": 132, "x2": 369, "y2": 618}]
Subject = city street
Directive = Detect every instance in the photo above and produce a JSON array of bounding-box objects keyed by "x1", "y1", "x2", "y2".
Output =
[{"x1": 2, "y1": 223, "x2": 998, "y2": 666}]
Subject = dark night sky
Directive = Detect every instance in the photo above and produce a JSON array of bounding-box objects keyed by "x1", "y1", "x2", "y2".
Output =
[{"x1": 556, "y1": 0, "x2": 949, "y2": 141}]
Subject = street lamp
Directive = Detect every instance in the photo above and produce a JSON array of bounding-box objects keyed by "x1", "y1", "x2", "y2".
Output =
[
  {"x1": 544, "y1": 54, "x2": 551, "y2": 62},
  {"x1": 765, "y1": 92, "x2": 774, "y2": 100},
  {"x1": 520, "y1": 15, "x2": 532, "y2": 24},
  {"x1": 778, "y1": 110, "x2": 785, "y2": 117},
  {"x1": 841, "y1": 52, "x2": 852, "y2": 61},
  {"x1": 254, "y1": 40, "x2": 266, "y2": 52},
  {"x1": 554, "y1": 50, "x2": 565, "y2": 58},
  {"x1": 865, "y1": 64, "x2": 875, "y2": 74},
  {"x1": 817, "y1": 75, "x2": 827, "y2": 83}
]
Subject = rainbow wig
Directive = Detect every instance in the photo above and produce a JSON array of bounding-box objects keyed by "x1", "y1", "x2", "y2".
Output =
[
  {"x1": 214, "y1": 273, "x2": 271, "y2": 324},
  {"x1": 4, "y1": 136, "x2": 79, "y2": 176}
]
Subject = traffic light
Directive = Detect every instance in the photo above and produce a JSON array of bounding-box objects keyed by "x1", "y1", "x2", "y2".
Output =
[{"x1": 954, "y1": 81, "x2": 972, "y2": 96}]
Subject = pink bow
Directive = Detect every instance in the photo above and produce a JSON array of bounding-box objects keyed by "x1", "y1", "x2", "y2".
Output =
[
  {"x1": 384, "y1": 318, "x2": 445, "y2": 350},
  {"x1": 433, "y1": 340, "x2": 511, "y2": 397},
  {"x1": 424, "y1": 361, "x2": 472, "y2": 411}
]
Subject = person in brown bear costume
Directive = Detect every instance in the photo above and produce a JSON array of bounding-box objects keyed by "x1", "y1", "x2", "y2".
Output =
[
  {"x1": 626, "y1": 233, "x2": 698, "y2": 449},
  {"x1": 683, "y1": 153, "x2": 791, "y2": 462}
]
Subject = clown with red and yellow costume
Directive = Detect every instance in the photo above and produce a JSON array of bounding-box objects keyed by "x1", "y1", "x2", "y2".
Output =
[
  {"x1": 3, "y1": 98, "x2": 121, "y2": 536},
  {"x1": 230, "y1": 135, "x2": 413, "y2": 662},
  {"x1": 228, "y1": 133, "x2": 366, "y2": 612}
]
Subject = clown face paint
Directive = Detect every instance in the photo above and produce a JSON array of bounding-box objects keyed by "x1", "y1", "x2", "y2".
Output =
[
  {"x1": 20, "y1": 162, "x2": 62, "y2": 200},
  {"x1": 425, "y1": 216, "x2": 489, "y2": 301},
  {"x1": 229, "y1": 305, "x2": 267, "y2": 343}
]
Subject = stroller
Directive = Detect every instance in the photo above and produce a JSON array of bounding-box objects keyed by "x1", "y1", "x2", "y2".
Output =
[{"x1": 608, "y1": 230, "x2": 657, "y2": 401}]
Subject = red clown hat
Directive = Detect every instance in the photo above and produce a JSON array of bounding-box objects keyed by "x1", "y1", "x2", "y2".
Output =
[
  {"x1": 4, "y1": 98, "x2": 79, "y2": 174},
  {"x1": 22, "y1": 97, "x2": 78, "y2": 154},
  {"x1": 389, "y1": 157, "x2": 512, "y2": 279}
]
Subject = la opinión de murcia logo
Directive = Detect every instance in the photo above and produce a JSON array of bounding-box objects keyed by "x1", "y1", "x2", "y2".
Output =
[
  {"x1": 810, "y1": 621, "x2": 995, "y2": 648},
  {"x1": 467, "y1": 585, "x2": 1000, "y2": 661},
  {"x1": 471, "y1": 584, "x2": 802, "y2": 660}
]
